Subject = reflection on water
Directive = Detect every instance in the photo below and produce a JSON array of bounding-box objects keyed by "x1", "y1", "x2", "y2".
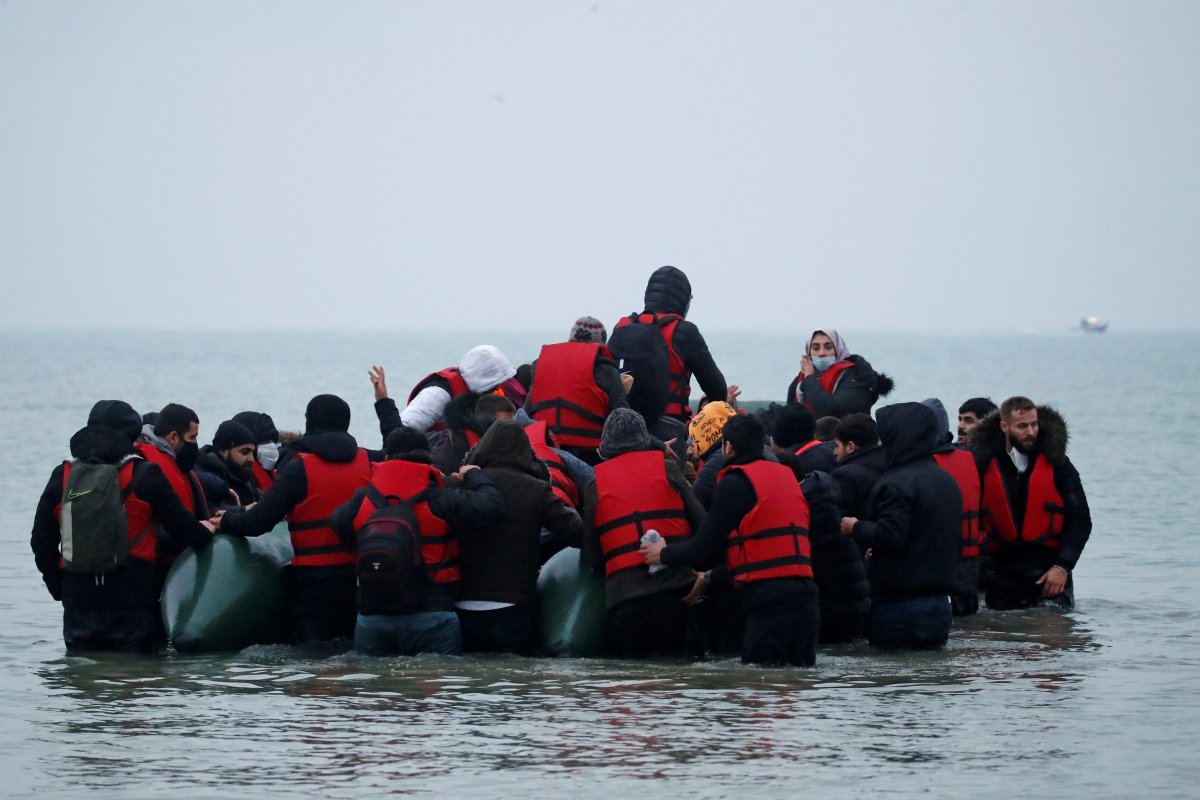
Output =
[{"x1": 23, "y1": 607, "x2": 1107, "y2": 798}]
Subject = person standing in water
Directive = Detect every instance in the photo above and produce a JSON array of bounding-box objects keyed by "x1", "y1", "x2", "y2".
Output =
[{"x1": 786, "y1": 329, "x2": 893, "y2": 418}]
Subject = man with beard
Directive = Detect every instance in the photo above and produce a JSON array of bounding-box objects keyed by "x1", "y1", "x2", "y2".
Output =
[
  {"x1": 195, "y1": 420, "x2": 260, "y2": 509},
  {"x1": 971, "y1": 396, "x2": 1092, "y2": 609}
]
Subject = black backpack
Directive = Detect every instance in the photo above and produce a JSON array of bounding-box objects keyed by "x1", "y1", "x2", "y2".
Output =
[
  {"x1": 354, "y1": 485, "x2": 429, "y2": 615},
  {"x1": 607, "y1": 313, "x2": 672, "y2": 422}
]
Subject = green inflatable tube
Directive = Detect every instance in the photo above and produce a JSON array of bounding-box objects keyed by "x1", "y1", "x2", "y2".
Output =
[
  {"x1": 537, "y1": 547, "x2": 607, "y2": 657},
  {"x1": 161, "y1": 525, "x2": 293, "y2": 653}
]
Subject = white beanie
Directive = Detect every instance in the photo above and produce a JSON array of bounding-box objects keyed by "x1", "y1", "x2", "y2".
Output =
[{"x1": 459, "y1": 345, "x2": 517, "y2": 393}]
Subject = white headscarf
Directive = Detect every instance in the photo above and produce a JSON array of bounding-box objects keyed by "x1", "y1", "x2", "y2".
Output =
[{"x1": 805, "y1": 328, "x2": 849, "y2": 362}]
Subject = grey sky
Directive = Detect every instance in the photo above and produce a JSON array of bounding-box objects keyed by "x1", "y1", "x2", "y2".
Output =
[{"x1": 2, "y1": 1, "x2": 1197, "y2": 333}]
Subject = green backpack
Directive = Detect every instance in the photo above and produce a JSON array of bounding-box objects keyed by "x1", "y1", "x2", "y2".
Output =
[{"x1": 60, "y1": 458, "x2": 148, "y2": 574}]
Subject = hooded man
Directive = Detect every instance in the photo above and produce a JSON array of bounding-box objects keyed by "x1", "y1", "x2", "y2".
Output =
[
  {"x1": 970, "y1": 396, "x2": 1091, "y2": 610},
  {"x1": 454, "y1": 420, "x2": 583, "y2": 655},
  {"x1": 609, "y1": 266, "x2": 727, "y2": 449},
  {"x1": 923, "y1": 398, "x2": 983, "y2": 616},
  {"x1": 232, "y1": 410, "x2": 281, "y2": 490},
  {"x1": 372, "y1": 346, "x2": 526, "y2": 451},
  {"x1": 840, "y1": 402, "x2": 961, "y2": 650},
  {"x1": 217, "y1": 394, "x2": 379, "y2": 644},
  {"x1": 194, "y1": 420, "x2": 261, "y2": 510},
  {"x1": 30, "y1": 400, "x2": 215, "y2": 653},
  {"x1": 580, "y1": 409, "x2": 706, "y2": 658}
]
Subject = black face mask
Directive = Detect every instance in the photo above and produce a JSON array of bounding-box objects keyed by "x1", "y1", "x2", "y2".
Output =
[{"x1": 176, "y1": 440, "x2": 200, "y2": 472}]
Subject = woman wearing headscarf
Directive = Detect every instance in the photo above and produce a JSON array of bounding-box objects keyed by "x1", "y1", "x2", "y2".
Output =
[{"x1": 785, "y1": 329, "x2": 893, "y2": 418}]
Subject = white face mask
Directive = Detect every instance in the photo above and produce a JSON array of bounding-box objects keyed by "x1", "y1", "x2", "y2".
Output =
[{"x1": 256, "y1": 442, "x2": 280, "y2": 470}]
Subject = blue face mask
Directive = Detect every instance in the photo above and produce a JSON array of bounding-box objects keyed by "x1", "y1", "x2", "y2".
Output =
[{"x1": 812, "y1": 355, "x2": 837, "y2": 372}]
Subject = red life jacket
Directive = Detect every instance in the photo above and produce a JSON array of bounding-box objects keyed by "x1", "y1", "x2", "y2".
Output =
[
  {"x1": 288, "y1": 449, "x2": 373, "y2": 567},
  {"x1": 614, "y1": 312, "x2": 691, "y2": 418},
  {"x1": 979, "y1": 455, "x2": 1065, "y2": 552},
  {"x1": 523, "y1": 420, "x2": 580, "y2": 508},
  {"x1": 933, "y1": 449, "x2": 982, "y2": 559},
  {"x1": 252, "y1": 460, "x2": 275, "y2": 491},
  {"x1": 593, "y1": 450, "x2": 690, "y2": 577},
  {"x1": 56, "y1": 459, "x2": 156, "y2": 564},
  {"x1": 719, "y1": 460, "x2": 813, "y2": 583},
  {"x1": 352, "y1": 460, "x2": 459, "y2": 584},
  {"x1": 797, "y1": 360, "x2": 856, "y2": 410},
  {"x1": 135, "y1": 442, "x2": 194, "y2": 515},
  {"x1": 527, "y1": 342, "x2": 612, "y2": 449}
]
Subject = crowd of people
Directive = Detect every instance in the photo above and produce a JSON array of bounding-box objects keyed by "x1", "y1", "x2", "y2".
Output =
[{"x1": 31, "y1": 265, "x2": 1093, "y2": 666}]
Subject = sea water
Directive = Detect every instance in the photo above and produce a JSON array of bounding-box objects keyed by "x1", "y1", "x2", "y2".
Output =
[{"x1": 1, "y1": 329, "x2": 1197, "y2": 798}]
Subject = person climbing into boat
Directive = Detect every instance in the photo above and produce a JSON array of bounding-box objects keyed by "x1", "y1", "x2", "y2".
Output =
[
  {"x1": 642, "y1": 414, "x2": 820, "y2": 667},
  {"x1": 525, "y1": 316, "x2": 628, "y2": 466},
  {"x1": 371, "y1": 345, "x2": 526, "y2": 449},
  {"x1": 580, "y1": 408, "x2": 706, "y2": 659},
  {"x1": 609, "y1": 266, "x2": 727, "y2": 455},
  {"x1": 971, "y1": 396, "x2": 1092, "y2": 610},
  {"x1": 455, "y1": 420, "x2": 583, "y2": 656},
  {"x1": 215, "y1": 394, "x2": 378, "y2": 644},
  {"x1": 330, "y1": 426, "x2": 505, "y2": 657},
  {"x1": 786, "y1": 329, "x2": 893, "y2": 418},
  {"x1": 30, "y1": 400, "x2": 215, "y2": 654}
]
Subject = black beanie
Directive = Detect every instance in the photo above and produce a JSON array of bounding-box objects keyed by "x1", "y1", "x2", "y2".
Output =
[
  {"x1": 213, "y1": 420, "x2": 256, "y2": 451},
  {"x1": 772, "y1": 403, "x2": 816, "y2": 448},
  {"x1": 385, "y1": 426, "x2": 430, "y2": 457},
  {"x1": 87, "y1": 400, "x2": 143, "y2": 443},
  {"x1": 232, "y1": 411, "x2": 280, "y2": 444},
  {"x1": 305, "y1": 394, "x2": 351, "y2": 433}
]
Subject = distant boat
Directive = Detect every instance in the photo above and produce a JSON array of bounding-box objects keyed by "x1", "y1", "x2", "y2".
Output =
[{"x1": 1080, "y1": 316, "x2": 1109, "y2": 333}]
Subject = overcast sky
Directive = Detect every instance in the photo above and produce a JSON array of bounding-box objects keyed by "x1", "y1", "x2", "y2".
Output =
[{"x1": 2, "y1": 1, "x2": 1197, "y2": 333}]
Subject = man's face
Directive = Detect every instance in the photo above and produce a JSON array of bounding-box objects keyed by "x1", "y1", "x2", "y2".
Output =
[
  {"x1": 166, "y1": 421, "x2": 200, "y2": 454},
  {"x1": 221, "y1": 443, "x2": 257, "y2": 479},
  {"x1": 957, "y1": 412, "x2": 981, "y2": 443},
  {"x1": 833, "y1": 438, "x2": 856, "y2": 463},
  {"x1": 1000, "y1": 408, "x2": 1039, "y2": 454}
]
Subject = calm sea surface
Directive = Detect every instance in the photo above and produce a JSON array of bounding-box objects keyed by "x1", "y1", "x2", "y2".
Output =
[{"x1": 1, "y1": 329, "x2": 1197, "y2": 798}]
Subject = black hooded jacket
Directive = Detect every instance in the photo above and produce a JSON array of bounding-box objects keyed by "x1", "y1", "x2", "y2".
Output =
[
  {"x1": 220, "y1": 430, "x2": 380, "y2": 539},
  {"x1": 30, "y1": 425, "x2": 214, "y2": 609},
  {"x1": 458, "y1": 421, "x2": 583, "y2": 606},
  {"x1": 801, "y1": 470, "x2": 871, "y2": 635},
  {"x1": 194, "y1": 447, "x2": 260, "y2": 509},
  {"x1": 970, "y1": 406, "x2": 1091, "y2": 574},
  {"x1": 636, "y1": 266, "x2": 727, "y2": 409},
  {"x1": 831, "y1": 444, "x2": 887, "y2": 518},
  {"x1": 851, "y1": 403, "x2": 961, "y2": 603},
  {"x1": 785, "y1": 354, "x2": 894, "y2": 418}
]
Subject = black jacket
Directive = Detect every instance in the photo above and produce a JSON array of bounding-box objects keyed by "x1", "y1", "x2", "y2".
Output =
[
  {"x1": 639, "y1": 266, "x2": 727, "y2": 409},
  {"x1": 30, "y1": 425, "x2": 213, "y2": 609},
  {"x1": 692, "y1": 445, "x2": 778, "y2": 509},
  {"x1": 831, "y1": 444, "x2": 887, "y2": 518},
  {"x1": 580, "y1": 453, "x2": 705, "y2": 609},
  {"x1": 785, "y1": 354, "x2": 894, "y2": 418},
  {"x1": 801, "y1": 470, "x2": 870, "y2": 623},
  {"x1": 775, "y1": 440, "x2": 838, "y2": 481},
  {"x1": 458, "y1": 421, "x2": 583, "y2": 606},
  {"x1": 851, "y1": 403, "x2": 961, "y2": 603},
  {"x1": 194, "y1": 447, "x2": 260, "y2": 509},
  {"x1": 970, "y1": 406, "x2": 1091, "y2": 574}
]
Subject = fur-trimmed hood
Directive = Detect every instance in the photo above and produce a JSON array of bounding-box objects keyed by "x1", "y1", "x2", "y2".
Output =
[{"x1": 970, "y1": 405, "x2": 1069, "y2": 465}]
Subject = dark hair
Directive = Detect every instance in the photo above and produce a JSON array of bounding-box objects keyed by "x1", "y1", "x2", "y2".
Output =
[
  {"x1": 475, "y1": 394, "x2": 516, "y2": 416},
  {"x1": 385, "y1": 426, "x2": 430, "y2": 457},
  {"x1": 1000, "y1": 396, "x2": 1036, "y2": 419},
  {"x1": 814, "y1": 416, "x2": 839, "y2": 442},
  {"x1": 515, "y1": 363, "x2": 533, "y2": 390},
  {"x1": 770, "y1": 404, "x2": 815, "y2": 448},
  {"x1": 834, "y1": 413, "x2": 878, "y2": 449},
  {"x1": 141, "y1": 411, "x2": 159, "y2": 427},
  {"x1": 722, "y1": 414, "x2": 764, "y2": 456},
  {"x1": 959, "y1": 397, "x2": 998, "y2": 418},
  {"x1": 154, "y1": 403, "x2": 199, "y2": 438}
]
